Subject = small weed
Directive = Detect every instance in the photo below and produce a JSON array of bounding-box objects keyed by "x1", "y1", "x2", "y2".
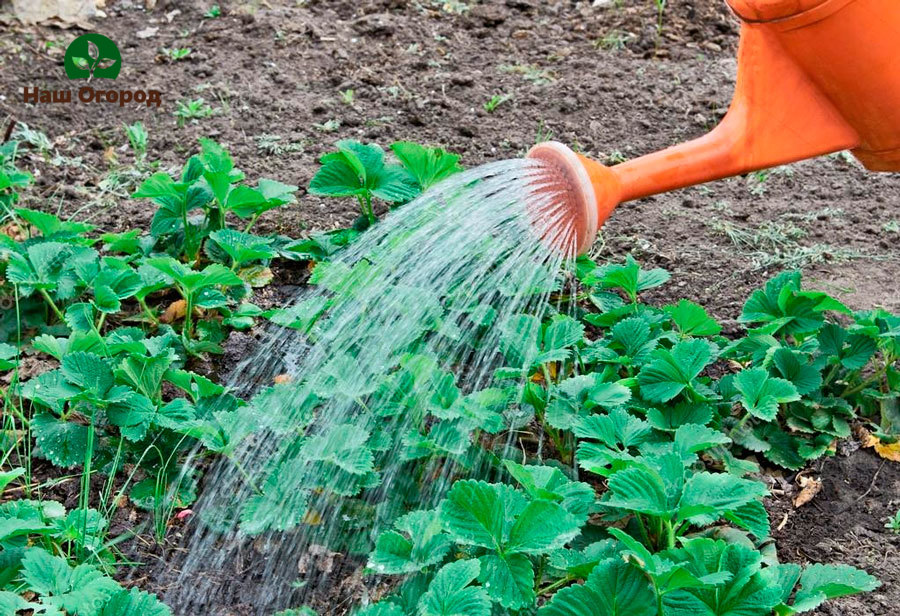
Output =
[
  {"x1": 499, "y1": 63, "x2": 556, "y2": 86},
  {"x1": 883, "y1": 220, "x2": 900, "y2": 234},
  {"x1": 534, "y1": 119, "x2": 555, "y2": 144},
  {"x1": 886, "y1": 510, "x2": 900, "y2": 533},
  {"x1": 483, "y1": 93, "x2": 511, "y2": 113},
  {"x1": 204, "y1": 4, "x2": 221, "y2": 18},
  {"x1": 123, "y1": 121, "x2": 148, "y2": 162},
  {"x1": 11, "y1": 122, "x2": 52, "y2": 154},
  {"x1": 313, "y1": 119, "x2": 341, "y2": 133},
  {"x1": 339, "y1": 89, "x2": 355, "y2": 106},
  {"x1": 782, "y1": 207, "x2": 844, "y2": 223},
  {"x1": 255, "y1": 133, "x2": 307, "y2": 156},
  {"x1": 162, "y1": 47, "x2": 192, "y2": 61},
  {"x1": 174, "y1": 97, "x2": 216, "y2": 127},
  {"x1": 606, "y1": 150, "x2": 628, "y2": 164},
  {"x1": 595, "y1": 30, "x2": 635, "y2": 51}
]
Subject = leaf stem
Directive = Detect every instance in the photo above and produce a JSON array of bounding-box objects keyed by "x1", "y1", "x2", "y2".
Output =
[{"x1": 39, "y1": 289, "x2": 66, "y2": 322}]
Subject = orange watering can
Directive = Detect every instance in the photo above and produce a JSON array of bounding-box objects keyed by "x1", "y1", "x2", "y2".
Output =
[{"x1": 528, "y1": 0, "x2": 900, "y2": 254}]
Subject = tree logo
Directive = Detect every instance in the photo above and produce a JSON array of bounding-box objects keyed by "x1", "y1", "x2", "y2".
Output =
[{"x1": 64, "y1": 33, "x2": 121, "y2": 81}]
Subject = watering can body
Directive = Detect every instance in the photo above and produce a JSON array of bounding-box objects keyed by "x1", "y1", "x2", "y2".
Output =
[{"x1": 529, "y1": 0, "x2": 900, "y2": 254}]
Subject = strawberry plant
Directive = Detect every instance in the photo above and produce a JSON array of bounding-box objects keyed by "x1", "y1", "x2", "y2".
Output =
[
  {"x1": 4, "y1": 133, "x2": 897, "y2": 616},
  {"x1": 309, "y1": 140, "x2": 461, "y2": 224}
]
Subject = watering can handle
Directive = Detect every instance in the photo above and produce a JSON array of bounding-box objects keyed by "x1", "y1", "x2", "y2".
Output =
[{"x1": 611, "y1": 25, "x2": 860, "y2": 203}]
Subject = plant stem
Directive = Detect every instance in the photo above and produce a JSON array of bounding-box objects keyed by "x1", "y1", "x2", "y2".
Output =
[
  {"x1": 243, "y1": 214, "x2": 260, "y2": 234},
  {"x1": 664, "y1": 519, "x2": 676, "y2": 549},
  {"x1": 39, "y1": 289, "x2": 65, "y2": 322},
  {"x1": 138, "y1": 297, "x2": 159, "y2": 326},
  {"x1": 539, "y1": 575, "x2": 576, "y2": 596},
  {"x1": 636, "y1": 514, "x2": 653, "y2": 549}
]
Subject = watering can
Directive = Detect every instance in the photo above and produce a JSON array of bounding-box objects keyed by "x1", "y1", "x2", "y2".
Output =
[{"x1": 528, "y1": 0, "x2": 900, "y2": 254}]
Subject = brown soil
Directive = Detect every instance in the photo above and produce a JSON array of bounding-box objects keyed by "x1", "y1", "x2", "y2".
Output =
[
  {"x1": 768, "y1": 447, "x2": 900, "y2": 616},
  {"x1": 2, "y1": 0, "x2": 898, "y2": 614}
]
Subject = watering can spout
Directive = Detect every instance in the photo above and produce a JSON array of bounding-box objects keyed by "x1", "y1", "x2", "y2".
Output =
[{"x1": 529, "y1": 0, "x2": 900, "y2": 255}]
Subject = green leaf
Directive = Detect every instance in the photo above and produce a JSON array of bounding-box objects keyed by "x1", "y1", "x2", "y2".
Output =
[
  {"x1": 369, "y1": 510, "x2": 452, "y2": 575},
  {"x1": 734, "y1": 368, "x2": 800, "y2": 421},
  {"x1": 665, "y1": 299, "x2": 722, "y2": 336},
  {"x1": 507, "y1": 499, "x2": 580, "y2": 554},
  {"x1": 61, "y1": 352, "x2": 114, "y2": 397},
  {"x1": 638, "y1": 339, "x2": 712, "y2": 403},
  {"x1": 391, "y1": 141, "x2": 462, "y2": 190},
  {"x1": 739, "y1": 271, "x2": 848, "y2": 336},
  {"x1": 132, "y1": 172, "x2": 180, "y2": 201},
  {"x1": 208, "y1": 229, "x2": 275, "y2": 267},
  {"x1": 0, "y1": 467, "x2": 25, "y2": 492},
  {"x1": 677, "y1": 472, "x2": 768, "y2": 525},
  {"x1": 538, "y1": 557, "x2": 656, "y2": 616},
  {"x1": 771, "y1": 348, "x2": 822, "y2": 395},
  {"x1": 604, "y1": 466, "x2": 670, "y2": 517},
  {"x1": 20, "y1": 371, "x2": 79, "y2": 413},
  {"x1": 478, "y1": 553, "x2": 534, "y2": 609},
  {"x1": 389, "y1": 141, "x2": 457, "y2": 184},
  {"x1": 788, "y1": 564, "x2": 879, "y2": 613},
  {"x1": 503, "y1": 461, "x2": 596, "y2": 523},
  {"x1": 440, "y1": 480, "x2": 524, "y2": 550},
  {"x1": 419, "y1": 560, "x2": 490, "y2": 616},
  {"x1": 239, "y1": 471, "x2": 309, "y2": 536},
  {"x1": 647, "y1": 402, "x2": 713, "y2": 432},
  {"x1": 101, "y1": 587, "x2": 172, "y2": 616},
  {"x1": 661, "y1": 538, "x2": 787, "y2": 616},
  {"x1": 21, "y1": 548, "x2": 120, "y2": 616},
  {"x1": 31, "y1": 413, "x2": 90, "y2": 469},
  {"x1": 672, "y1": 424, "x2": 731, "y2": 459}
]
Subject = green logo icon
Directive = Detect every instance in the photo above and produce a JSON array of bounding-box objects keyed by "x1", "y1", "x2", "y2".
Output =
[{"x1": 64, "y1": 33, "x2": 121, "y2": 81}]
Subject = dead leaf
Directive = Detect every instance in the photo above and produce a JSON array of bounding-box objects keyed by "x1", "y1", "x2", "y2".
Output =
[
  {"x1": 793, "y1": 475, "x2": 822, "y2": 507},
  {"x1": 302, "y1": 509, "x2": 323, "y2": 526},
  {"x1": 1, "y1": 222, "x2": 29, "y2": 242},
  {"x1": 874, "y1": 440, "x2": 900, "y2": 462},
  {"x1": 273, "y1": 374, "x2": 292, "y2": 385},
  {"x1": 103, "y1": 146, "x2": 117, "y2": 164},
  {"x1": 859, "y1": 427, "x2": 900, "y2": 462},
  {"x1": 160, "y1": 299, "x2": 186, "y2": 324}
]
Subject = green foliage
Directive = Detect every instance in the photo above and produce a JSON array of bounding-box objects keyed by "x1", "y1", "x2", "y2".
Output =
[
  {"x1": 10, "y1": 548, "x2": 171, "y2": 616},
  {"x1": 3, "y1": 132, "x2": 894, "y2": 616},
  {"x1": 309, "y1": 140, "x2": 461, "y2": 224}
]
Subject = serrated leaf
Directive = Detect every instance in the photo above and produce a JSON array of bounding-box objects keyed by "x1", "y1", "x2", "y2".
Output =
[
  {"x1": 734, "y1": 368, "x2": 800, "y2": 421},
  {"x1": 677, "y1": 472, "x2": 768, "y2": 525},
  {"x1": 100, "y1": 587, "x2": 171, "y2": 616},
  {"x1": 789, "y1": 563, "x2": 880, "y2": 612},
  {"x1": 369, "y1": 510, "x2": 451, "y2": 575},
  {"x1": 638, "y1": 339, "x2": 712, "y2": 403},
  {"x1": 538, "y1": 557, "x2": 656, "y2": 616},
  {"x1": 665, "y1": 299, "x2": 722, "y2": 337},
  {"x1": 390, "y1": 141, "x2": 461, "y2": 190},
  {"x1": 478, "y1": 553, "x2": 534, "y2": 609},
  {"x1": 419, "y1": 560, "x2": 490, "y2": 616},
  {"x1": 21, "y1": 548, "x2": 120, "y2": 616},
  {"x1": 440, "y1": 480, "x2": 525, "y2": 550},
  {"x1": 31, "y1": 413, "x2": 90, "y2": 469}
]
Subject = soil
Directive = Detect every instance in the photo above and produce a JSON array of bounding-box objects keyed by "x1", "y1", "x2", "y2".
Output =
[
  {"x1": 1, "y1": 0, "x2": 899, "y2": 614},
  {"x1": 768, "y1": 446, "x2": 900, "y2": 616}
]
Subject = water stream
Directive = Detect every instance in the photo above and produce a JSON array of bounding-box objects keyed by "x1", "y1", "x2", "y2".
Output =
[{"x1": 162, "y1": 157, "x2": 577, "y2": 614}]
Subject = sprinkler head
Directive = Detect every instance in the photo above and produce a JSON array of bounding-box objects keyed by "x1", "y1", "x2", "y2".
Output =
[{"x1": 526, "y1": 141, "x2": 622, "y2": 255}]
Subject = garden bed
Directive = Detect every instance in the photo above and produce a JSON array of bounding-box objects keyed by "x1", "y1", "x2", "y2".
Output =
[{"x1": 1, "y1": 1, "x2": 899, "y2": 615}]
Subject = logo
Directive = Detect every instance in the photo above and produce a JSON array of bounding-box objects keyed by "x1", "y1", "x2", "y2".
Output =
[
  {"x1": 64, "y1": 33, "x2": 121, "y2": 81},
  {"x1": 22, "y1": 33, "x2": 161, "y2": 108}
]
